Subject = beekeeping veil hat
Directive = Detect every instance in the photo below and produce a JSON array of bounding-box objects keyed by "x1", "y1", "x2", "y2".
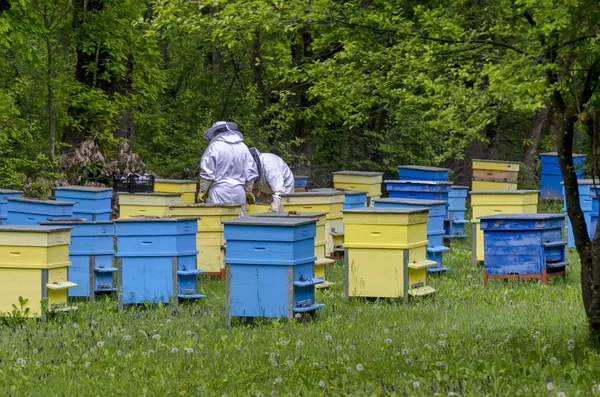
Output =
[
  {"x1": 203, "y1": 121, "x2": 239, "y2": 141},
  {"x1": 249, "y1": 147, "x2": 262, "y2": 177}
]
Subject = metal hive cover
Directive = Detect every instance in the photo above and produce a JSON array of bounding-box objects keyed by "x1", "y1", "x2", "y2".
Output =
[
  {"x1": 251, "y1": 211, "x2": 327, "y2": 218},
  {"x1": 114, "y1": 217, "x2": 198, "y2": 223},
  {"x1": 55, "y1": 186, "x2": 113, "y2": 192},
  {"x1": 222, "y1": 217, "x2": 317, "y2": 227},
  {"x1": 0, "y1": 225, "x2": 73, "y2": 232},
  {"x1": 0, "y1": 189, "x2": 22, "y2": 194},
  {"x1": 6, "y1": 198, "x2": 76, "y2": 205},
  {"x1": 384, "y1": 180, "x2": 452, "y2": 185},
  {"x1": 333, "y1": 171, "x2": 384, "y2": 176},
  {"x1": 341, "y1": 207, "x2": 430, "y2": 214},
  {"x1": 309, "y1": 188, "x2": 367, "y2": 195},
  {"x1": 373, "y1": 198, "x2": 447, "y2": 206},
  {"x1": 397, "y1": 165, "x2": 449, "y2": 172}
]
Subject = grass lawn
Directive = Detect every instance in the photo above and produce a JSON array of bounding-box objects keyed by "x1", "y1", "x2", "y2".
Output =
[{"x1": 1, "y1": 200, "x2": 600, "y2": 396}]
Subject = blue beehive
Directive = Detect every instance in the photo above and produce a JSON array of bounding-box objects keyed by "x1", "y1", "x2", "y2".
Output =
[
  {"x1": 40, "y1": 219, "x2": 116, "y2": 299},
  {"x1": 373, "y1": 198, "x2": 450, "y2": 272},
  {"x1": 294, "y1": 176, "x2": 309, "y2": 191},
  {"x1": 385, "y1": 180, "x2": 452, "y2": 201},
  {"x1": 445, "y1": 185, "x2": 469, "y2": 238},
  {"x1": 562, "y1": 180, "x2": 595, "y2": 247},
  {"x1": 222, "y1": 217, "x2": 324, "y2": 326},
  {"x1": 397, "y1": 165, "x2": 450, "y2": 182},
  {"x1": 0, "y1": 189, "x2": 23, "y2": 224},
  {"x1": 114, "y1": 217, "x2": 204, "y2": 307},
  {"x1": 310, "y1": 188, "x2": 367, "y2": 210},
  {"x1": 55, "y1": 186, "x2": 113, "y2": 221},
  {"x1": 479, "y1": 214, "x2": 568, "y2": 285},
  {"x1": 6, "y1": 198, "x2": 75, "y2": 225},
  {"x1": 540, "y1": 152, "x2": 586, "y2": 200}
]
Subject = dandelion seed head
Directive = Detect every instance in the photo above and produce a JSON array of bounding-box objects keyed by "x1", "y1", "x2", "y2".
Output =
[
  {"x1": 405, "y1": 358, "x2": 413, "y2": 365},
  {"x1": 96, "y1": 341, "x2": 105, "y2": 348},
  {"x1": 384, "y1": 328, "x2": 390, "y2": 334},
  {"x1": 386, "y1": 339, "x2": 393, "y2": 345},
  {"x1": 123, "y1": 335, "x2": 131, "y2": 341},
  {"x1": 285, "y1": 360, "x2": 293, "y2": 367},
  {"x1": 557, "y1": 392, "x2": 567, "y2": 397},
  {"x1": 72, "y1": 323, "x2": 79, "y2": 329},
  {"x1": 439, "y1": 334, "x2": 447, "y2": 339},
  {"x1": 424, "y1": 343, "x2": 431, "y2": 349},
  {"x1": 346, "y1": 367, "x2": 352, "y2": 373},
  {"x1": 550, "y1": 357, "x2": 558, "y2": 365},
  {"x1": 318, "y1": 381, "x2": 326, "y2": 388},
  {"x1": 184, "y1": 348, "x2": 194, "y2": 354},
  {"x1": 82, "y1": 353, "x2": 88, "y2": 359},
  {"x1": 547, "y1": 382, "x2": 555, "y2": 391},
  {"x1": 412, "y1": 381, "x2": 420, "y2": 389},
  {"x1": 356, "y1": 363, "x2": 364, "y2": 371},
  {"x1": 274, "y1": 376, "x2": 282, "y2": 384},
  {"x1": 117, "y1": 350, "x2": 122, "y2": 356},
  {"x1": 171, "y1": 347, "x2": 178, "y2": 353},
  {"x1": 312, "y1": 362, "x2": 319, "y2": 367},
  {"x1": 296, "y1": 340, "x2": 304, "y2": 347},
  {"x1": 107, "y1": 332, "x2": 113, "y2": 338},
  {"x1": 279, "y1": 340, "x2": 288, "y2": 347},
  {"x1": 349, "y1": 345, "x2": 356, "y2": 350},
  {"x1": 325, "y1": 334, "x2": 332, "y2": 342},
  {"x1": 336, "y1": 346, "x2": 342, "y2": 351},
  {"x1": 186, "y1": 330, "x2": 193, "y2": 336},
  {"x1": 33, "y1": 348, "x2": 39, "y2": 354},
  {"x1": 476, "y1": 334, "x2": 482, "y2": 340},
  {"x1": 141, "y1": 351, "x2": 148, "y2": 357},
  {"x1": 84, "y1": 361, "x2": 91, "y2": 368},
  {"x1": 152, "y1": 334, "x2": 161, "y2": 340},
  {"x1": 91, "y1": 320, "x2": 98, "y2": 326},
  {"x1": 89, "y1": 348, "x2": 95, "y2": 354},
  {"x1": 16, "y1": 358, "x2": 26, "y2": 366},
  {"x1": 35, "y1": 361, "x2": 41, "y2": 367},
  {"x1": 402, "y1": 348, "x2": 409, "y2": 355}
]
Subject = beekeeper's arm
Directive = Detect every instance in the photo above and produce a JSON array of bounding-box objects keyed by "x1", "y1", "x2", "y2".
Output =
[
  {"x1": 243, "y1": 148, "x2": 259, "y2": 204},
  {"x1": 198, "y1": 146, "x2": 216, "y2": 202},
  {"x1": 263, "y1": 160, "x2": 287, "y2": 212}
]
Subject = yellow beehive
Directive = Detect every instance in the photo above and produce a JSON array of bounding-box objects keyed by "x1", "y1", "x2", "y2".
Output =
[
  {"x1": 246, "y1": 202, "x2": 285, "y2": 215},
  {"x1": 470, "y1": 190, "x2": 539, "y2": 262},
  {"x1": 154, "y1": 179, "x2": 198, "y2": 204},
  {"x1": 472, "y1": 180, "x2": 517, "y2": 191},
  {"x1": 333, "y1": 171, "x2": 383, "y2": 199},
  {"x1": 169, "y1": 204, "x2": 242, "y2": 276},
  {"x1": 343, "y1": 208, "x2": 437, "y2": 300},
  {"x1": 281, "y1": 192, "x2": 344, "y2": 256},
  {"x1": 0, "y1": 226, "x2": 77, "y2": 318},
  {"x1": 472, "y1": 159, "x2": 520, "y2": 190},
  {"x1": 119, "y1": 193, "x2": 182, "y2": 218}
]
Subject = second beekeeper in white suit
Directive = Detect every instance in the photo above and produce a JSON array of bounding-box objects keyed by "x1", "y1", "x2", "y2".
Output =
[
  {"x1": 248, "y1": 148, "x2": 295, "y2": 212},
  {"x1": 198, "y1": 121, "x2": 258, "y2": 216}
]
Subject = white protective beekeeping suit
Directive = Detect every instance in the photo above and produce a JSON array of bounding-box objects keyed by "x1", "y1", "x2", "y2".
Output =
[
  {"x1": 199, "y1": 122, "x2": 258, "y2": 217},
  {"x1": 248, "y1": 148, "x2": 295, "y2": 212}
]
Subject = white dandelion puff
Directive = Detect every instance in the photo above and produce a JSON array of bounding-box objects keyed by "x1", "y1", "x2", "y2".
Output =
[
  {"x1": 386, "y1": 339, "x2": 393, "y2": 345},
  {"x1": 274, "y1": 376, "x2": 282, "y2": 384},
  {"x1": 557, "y1": 392, "x2": 567, "y2": 397},
  {"x1": 16, "y1": 358, "x2": 26, "y2": 366},
  {"x1": 123, "y1": 335, "x2": 131, "y2": 341},
  {"x1": 318, "y1": 380, "x2": 326, "y2": 388},
  {"x1": 325, "y1": 334, "x2": 332, "y2": 342},
  {"x1": 296, "y1": 340, "x2": 304, "y2": 347},
  {"x1": 184, "y1": 348, "x2": 194, "y2": 354},
  {"x1": 412, "y1": 381, "x2": 420, "y2": 389},
  {"x1": 96, "y1": 341, "x2": 105, "y2": 348},
  {"x1": 152, "y1": 334, "x2": 161, "y2": 340},
  {"x1": 356, "y1": 363, "x2": 364, "y2": 371},
  {"x1": 547, "y1": 382, "x2": 555, "y2": 391},
  {"x1": 285, "y1": 360, "x2": 293, "y2": 367},
  {"x1": 171, "y1": 347, "x2": 178, "y2": 353},
  {"x1": 402, "y1": 348, "x2": 409, "y2": 355}
]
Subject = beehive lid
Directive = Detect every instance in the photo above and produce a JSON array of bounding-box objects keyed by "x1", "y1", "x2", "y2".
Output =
[
  {"x1": 40, "y1": 218, "x2": 114, "y2": 225},
  {"x1": 282, "y1": 191, "x2": 345, "y2": 197},
  {"x1": 155, "y1": 179, "x2": 197, "y2": 184},
  {"x1": 0, "y1": 225, "x2": 72, "y2": 232},
  {"x1": 560, "y1": 179, "x2": 597, "y2": 185},
  {"x1": 478, "y1": 213, "x2": 564, "y2": 221},
  {"x1": 251, "y1": 211, "x2": 327, "y2": 218},
  {"x1": 118, "y1": 192, "x2": 181, "y2": 196},
  {"x1": 342, "y1": 207, "x2": 429, "y2": 215},
  {"x1": 309, "y1": 188, "x2": 367, "y2": 195},
  {"x1": 384, "y1": 180, "x2": 452, "y2": 185},
  {"x1": 472, "y1": 159, "x2": 521, "y2": 164},
  {"x1": 55, "y1": 186, "x2": 112, "y2": 192},
  {"x1": 115, "y1": 217, "x2": 197, "y2": 223},
  {"x1": 222, "y1": 217, "x2": 317, "y2": 227},
  {"x1": 451, "y1": 185, "x2": 469, "y2": 189},
  {"x1": 294, "y1": 175, "x2": 309, "y2": 179},
  {"x1": 469, "y1": 190, "x2": 539, "y2": 194},
  {"x1": 540, "y1": 152, "x2": 586, "y2": 157},
  {"x1": 6, "y1": 198, "x2": 75, "y2": 205},
  {"x1": 169, "y1": 203, "x2": 242, "y2": 208},
  {"x1": 0, "y1": 188, "x2": 22, "y2": 194},
  {"x1": 397, "y1": 165, "x2": 449, "y2": 172},
  {"x1": 373, "y1": 198, "x2": 446, "y2": 206},
  {"x1": 333, "y1": 171, "x2": 384, "y2": 176}
]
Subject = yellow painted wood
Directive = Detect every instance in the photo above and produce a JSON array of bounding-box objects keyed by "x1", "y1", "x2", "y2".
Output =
[
  {"x1": 119, "y1": 204, "x2": 171, "y2": 218},
  {"x1": 333, "y1": 172, "x2": 383, "y2": 185},
  {"x1": 408, "y1": 285, "x2": 437, "y2": 297},
  {"x1": 473, "y1": 169, "x2": 519, "y2": 183},
  {"x1": 407, "y1": 259, "x2": 437, "y2": 269},
  {"x1": 196, "y1": 244, "x2": 224, "y2": 273},
  {"x1": 472, "y1": 180, "x2": 518, "y2": 190},
  {"x1": 331, "y1": 231, "x2": 344, "y2": 249},
  {"x1": 344, "y1": 223, "x2": 428, "y2": 247},
  {"x1": 472, "y1": 204, "x2": 537, "y2": 219},
  {"x1": 0, "y1": 229, "x2": 70, "y2": 247},
  {"x1": 472, "y1": 159, "x2": 521, "y2": 172},
  {"x1": 294, "y1": 187, "x2": 306, "y2": 192},
  {"x1": 118, "y1": 192, "x2": 182, "y2": 206},
  {"x1": 246, "y1": 203, "x2": 271, "y2": 215},
  {"x1": 0, "y1": 268, "x2": 41, "y2": 316},
  {"x1": 0, "y1": 245, "x2": 69, "y2": 267},
  {"x1": 47, "y1": 266, "x2": 71, "y2": 311},
  {"x1": 169, "y1": 203, "x2": 242, "y2": 217},
  {"x1": 315, "y1": 258, "x2": 335, "y2": 287},
  {"x1": 196, "y1": 233, "x2": 223, "y2": 246},
  {"x1": 314, "y1": 243, "x2": 326, "y2": 259},
  {"x1": 343, "y1": 209, "x2": 429, "y2": 226},
  {"x1": 470, "y1": 191, "x2": 539, "y2": 206},
  {"x1": 333, "y1": 182, "x2": 381, "y2": 197},
  {"x1": 282, "y1": 203, "x2": 342, "y2": 220},
  {"x1": 473, "y1": 220, "x2": 485, "y2": 262},
  {"x1": 154, "y1": 180, "x2": 196, "y2": 204}
]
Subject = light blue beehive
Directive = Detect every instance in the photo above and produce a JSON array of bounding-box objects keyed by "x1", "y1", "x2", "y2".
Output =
[
  {"x1": 397, "y1": 165, "x2": 449, "y2": 182},
  {"x1": 114, "y1": 217, "x2": 204, "y2": 308},
  {"x1": 479, "y1": 214, "x2": 567, "y2": 285},
  {"x1": 384, "y1": 180, "x2": 452, "y2": 201},
  {"x1": 562, "y1": 180, "x2": 595, "y2": 247},
  {"x1": 540, "y1": 152, "x2": 586, "y2": 200},
  {"x1": 222, "y1": 216, "x2": 324, "y2": 326},
  {"x1": 40, "y1": 219, "x2": 116, "y2": 299},
  {"x1": 373, "y1": 198, "x2": 450, "y2": 272},
  {"x1": 0, "y1": 189, "x2": 23, "y2": 225},
  {"x1": 309, "y1": 188, "x2": 367, "y2": 210},
  {"x1": 6, "y1": 198, "x2": 75, "y2": 225},
  {"x1": 445, "y1": 185, "x2": 469, "y2": 238},
  {"x1": 55, "y1": 186, "x2": 113, "y2": 221}
]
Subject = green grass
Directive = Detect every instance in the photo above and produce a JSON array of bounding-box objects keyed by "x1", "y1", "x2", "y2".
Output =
[{"x1": 2, "y1": 201, "x2": 600, "y2": 396}]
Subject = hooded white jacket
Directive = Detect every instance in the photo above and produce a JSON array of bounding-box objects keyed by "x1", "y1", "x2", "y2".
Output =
[{"x1": 250, "y1": 150, "x2": 294, "y2": 210}]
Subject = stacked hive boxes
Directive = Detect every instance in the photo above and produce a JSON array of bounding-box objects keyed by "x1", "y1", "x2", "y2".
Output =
[
  {"x1": 294, "y1": 176, "x2": 309, "y2": 192},
  {"x1": 445, "y1": 186, "x2": 469, "y2": 238},
  {"x1": 6, "y1": 198, "x2": 75, "y2": 225},
  {"x1": 115, "y1": 218, "x2": 204, "y2": 308},
  {"x1": 0, "y1": 225, "x2": 77, "y2": 318},
  {"x1": 310, "y1": 188, "x2": 367, "y2": 210},
  {"x1": 479, "y1": 214, "x2": 568, "y2": 285},
  {"x1": 342, "y1": 208, "x2": 437, "y2": 300},
  {"x1": 397, "y1": 165, "x2": 449, "y2": 181},
  {"x1": 333, "y1": 171, "x2": 383, "y2": 206},
  {"x1": 540, "y1": 152, "x2": 586, "y2": 199},
  {"x1": 251, "y1": 212, "x2": 334, "y2": 288},
  {"x1": 281, "y1": 191, "x2": 344, "y2": 257},
  {"x1": 385, "y1": 180, "x2": 452, "y2": 201},
  {"x1": 470, "y1": 190, "x2": 539, "y2": 264},
  {"x1": 55, "y1": 186, "x2": 113, "y2": 221},
  {"x1": 472, "y1": 159, "x2": 520, "y2": 190},
  {"x1": 222, "y1": 217, "x2": 325, "y2": 326},
  {"x1": 118, "y1": 192, "x2": 182, "y2": 218},
  {"x1": 168, "y1": 204, "x2": 242, "y2": 277},
  {"x1": 0, "y1": 189, "x2": 22, "y2": 224},
  {"x1": 373, "y1": 198, "x2": 450, "y2": 272},
  {"x1": 562, "y1": 180, "x2": 595, "y2": 248},
  {"x1": 154, "y1": 179, "x2": 198, "y2": 204},
  {"x1": 40, "y1": 219, "x2": 116, "y2": 299}
]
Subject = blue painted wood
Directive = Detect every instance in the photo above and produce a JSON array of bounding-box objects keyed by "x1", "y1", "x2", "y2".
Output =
[
  {"x1": 68, "y1": 254, "x2": 116, "y2": 296},
  {"x1": 541, "y1": 154, "x2": 585, "y2": 199},
  {"x1": 448, "y1": 185, "x2": 469, "y2": 198},
  {"x1": 6, "y1": 198, "x2": 75, "y2": 225},
  {"x1": 561, "y1": 180, "x2": 594, "y2": 211},
  {"x1": 444, "y1": 219, "x2": 468, "y2": 238},
  {"x1": 0, "y1": 189, "x2": 22, "y2": 222},
  {"x1": 225, "y1": 239, "x2": 317, "y2": 265},
  {"x1": 397, "y1": 166, "x2": 449, "y2": 181},
  {"x1": 55, "y1": 186, "x2": 113, "y2": 214},
  {"x1": 479, "y1": 214, "x2": 567, "y2": 277},
  {"x1": 73, "y1": 210, "x2": 112, "y2": 221},
  {"x1": 385, "y1": 180, "x2": 452, "y2": 193},
  {"x1": 223, "y1": 217, "x2": 317, "y2": 242},
  {"x1": 294, "y1": 176, "x2": 308, "y2": 188},
  {"x1": 309, "y1": 188, "x2": 367, "y2": 207}
]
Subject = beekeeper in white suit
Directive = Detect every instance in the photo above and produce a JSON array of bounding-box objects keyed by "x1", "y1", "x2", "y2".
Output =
[
  {"x1": 198, "y1": 121, "x2": 258, "y2": 216},
  {"x1": 248, "y1": 148, "x2": 295, "y2": 212}
]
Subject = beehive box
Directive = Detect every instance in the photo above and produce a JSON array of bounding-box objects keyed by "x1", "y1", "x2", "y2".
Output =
[
  {"x1": 115, "y1": 217, "x2": 204, "y2": 307},
  {"x1": 479, "y1": 214, "x2": 567, "y2": 285},
  {"x1": 294, "y1": 176, "x2": 309, "y2": 192},
  {"x1": 397, "y1": 165, "x2": 449, "y2": 181},
  {"x1": 55, "y1": 186, "x2": 113, "y2": 221},
  {"x1": 222, "y1": 217, "x2": 324, "y2": 326},
  {"x1": 472, "y1": 159, "x2": 520, "y2": 190},
  {"x1": 342, "y1": 208, "x2": 437, "y2": 300},
  {"x1": 6, "y1": 198, "x2": 75, "y2": 225},
  {"x1": 445, "y1": 185, "x2": 469, "y2": 238},
  {"x1": 154, "y1": 179, "x2": 198, "y2": 204},
  {"x1": 385, "y1": 180, "x2": 452, "y2": 201},
  {"x1": 118, "y1": 192, "x2": 182, "y2": 218},
  {"x1": 169, "y1": 203, "x2": 242, "y2": 277},
  {"x1": 0, "y1": 225, "x2": 77, "y2": 318},
  {"x1": 246, "y1": 202, "x2": 285, "y2": 215},
  {"x1": 562, "y1": 180, "x2": 595, "y2": 247},
  {"x1": 251, "y1": 211, "x2": 334, "y2": 287},
  {"x1": 40, "y1": 219, "x2": 116, "y2": 299},
  {"x1": 310, "y1": 188, "x2": 367, "y2": 210},
  {"x1": 281, "y1": 191, "x2": 344, "y2": 256},
  {"x1": 373, "y1": 198, "x2": 450, "y2": 272},
  {"x1": 540, "y1": 152, "x2": 586, "y2": 199},
  {"x1": 470, "y1": 190, "x2": 539, "y2": 262},
  {"x1": 0, "y1": 189, "x2": 23, "y2": 224},
  {"x1": 333, "y1": 171, "x2": 383, "y2": 199}
]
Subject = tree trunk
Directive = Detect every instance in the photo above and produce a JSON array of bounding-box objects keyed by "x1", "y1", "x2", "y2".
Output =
[
  {"x1": 45, "y1": 6, "x2": 56, "y2": 159},
  {"x1": 521, "y1": 98, "x2": 551, "y2": 167}
]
